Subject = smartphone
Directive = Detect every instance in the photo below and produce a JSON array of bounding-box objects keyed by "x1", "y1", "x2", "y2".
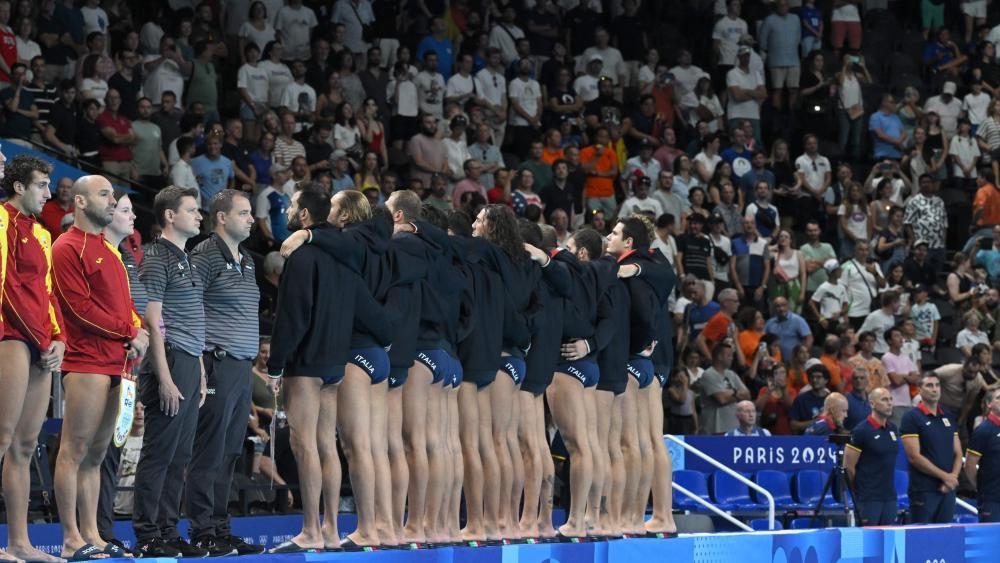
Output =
[{"x1": 848, "y1": 55, "x2": 860, "y2": 64}]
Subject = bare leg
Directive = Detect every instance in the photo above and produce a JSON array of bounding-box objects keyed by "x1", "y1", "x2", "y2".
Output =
[
  {"x1": 488, "y1": 372, "x2": 514, "y2": 538},
  {"x1": 619, "y1": 377, "x2": 641, "y2": 535},
  {"x1": 55, "y1": 373, "x2": 116, "y2": 557},
  {"x1": 0, "y1": 341, "x2": 27, "y2": 563},
  {"x1": 633, "y1": 384, "x2": 653, "y2": 533},
  {"x1": 337, "y1": 366, "x2": 378, "y2": 546},
  {"x1": 584, "y1": 388, "x2": 606, "y2": 536},
  {"x1": 457, "y1": 382, "x2": 484, "y2": 541},
  {"x1": 446, "y1": 387, "x2": 463, "y2": 541},
  {"x1": 369, "y1": 380, "x2": 396, "y2": 545},
  {"x1": 317, "y1": 384, "x2": 341, "y2": 548},
  {"x1": 507, "y1": 389, "x2": 524, "y2": 539},
  {"x1": 593, "y1": 390, "x2": 614, "y2": 535},
  {"x1": 537, "y1": 398, "x2": 556, "y2": 539},
  {"x1": 433, "y1": 384, "x2": 453, "y2": 542},
  {"x1": 282, "y1": 377, "x2": 325, "y2": 549},
  {"x1": 517, "y1": 393, "x2": 541, "y2": 538},
  {"x1": 477, "y1": 384, "x2": 501, "y2": 540},
  {"x1": 546, "y1": 373, "x2": 592, "y2": 537},
  {"x1": 644, "y1": 382, "x2": 676, "y2": 534},
  {"x1": 387, "y1": 386, "x2": 407, "y2": 541},
  {"x1": 77, "y1": 382, "x2": 118, "y2": 552},
  {"x1": 608, "y1": 394, "x2": 626, "y2": 535},
  {"x1": 402, "y1": 364, "x2": 432, "y2": 543},
  {"x1": 421, "y1": 380, "x2": 448, "y2": 543},
  {"x1": 9, "y1": 359, "x2": 64, "y2": 563}
]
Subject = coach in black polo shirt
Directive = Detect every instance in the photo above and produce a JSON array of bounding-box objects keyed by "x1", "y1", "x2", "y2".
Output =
[
  {"x1": 186, "y1": 190, "x2": 265, "y2": 555},
  {"x1": 900, "y1": 372, "x2": 963, "y2": 524},
  {"x1": 965, "y1": 385, "x2": 1000, "y2": 523},
  {"x1": 133, "y1": 186, "x2": 208, "y2": 558},
  {"x1": 845, "y1": 388, "x2": 899, "y2": 525}
]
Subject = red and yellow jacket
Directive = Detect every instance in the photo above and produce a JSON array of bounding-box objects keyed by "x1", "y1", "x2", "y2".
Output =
[
  {"x1": 51, "y1": 226, "x2": 142, "y2": 377},
  {"x1": 0, "y1": 204, "x2": 8, "y2": 336},
  {"x1": 2, "y1": 203, "x2": 63, "y2": 351}
]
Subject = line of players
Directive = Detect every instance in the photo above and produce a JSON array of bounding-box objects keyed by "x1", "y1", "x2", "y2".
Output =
[{"x1": 266, "y1": 184, "x2": 680, "y2": 551}]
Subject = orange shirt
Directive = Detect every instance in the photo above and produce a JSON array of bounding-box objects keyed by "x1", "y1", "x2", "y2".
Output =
[
  {"x1": 738, "y1": 330, "x2": 783, "y2": 365},
  {"x1": 974, "y1": 183, "x2": 1000, "y2": 226},
  {"x1": 541, "y1": 147, "x2": 565, "y2": 165},
  {"x1": 702, "y1": 312, "x2": 731, "y2": 352},
  {"x1": 580, "y1": 145, "x2": 618, "y2": 198},
  {"x1": 787, "y1": 367, "x2": 808, "y2": 396},
  {"x1": 820, "y1": 354, "x2": 842, "y2": 389}
]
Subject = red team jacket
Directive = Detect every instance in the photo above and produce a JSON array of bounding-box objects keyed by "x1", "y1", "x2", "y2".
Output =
[{"x1": 2, "y1": 203, "x2": 64, "y2": 351}]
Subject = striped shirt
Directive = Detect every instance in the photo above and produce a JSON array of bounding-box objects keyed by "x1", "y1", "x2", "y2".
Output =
[
  {"x1": 121, "y1": 248, "x2": 148, "y2": 317},
  {"x1": 273, "y1": 136, "x2": 306, "y2": 167},
  {"x1": 140, "y1": 238, "x2": 205, "y2": 357},
  {"x1": 190, "y1": 234, "x2": 260, "y2": 360}
]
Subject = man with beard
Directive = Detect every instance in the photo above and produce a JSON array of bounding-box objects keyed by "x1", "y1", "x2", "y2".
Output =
[
  {"x1": 0, "y1": 157, "x2": 68, "y2": 563},
  {"x1": 279, "y1": 61, "x2": 317, "y2": 134},
  {"x1": 409, "y1": 113, "x2": 449, "y2": 189},
  {"x1": 52, "y1": 176, "x2": 146, "y2": 561},
  {"x1": 132, "y1": 186, "x2": 208, "y2": 558},
  {"x1": 186, "y1": 191, "x2": 265, "y2": 556},
  {"x1": 266, "y1": 186, "x2": 364, "y2": 552},
  {"x1": 845, "y1": 387, "x2": 899, "y2": 526},
  {"x1": 584, "y1": 77, "x2": 624, "y2": 135}
]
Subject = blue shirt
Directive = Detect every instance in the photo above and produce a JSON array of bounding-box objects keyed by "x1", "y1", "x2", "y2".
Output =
[
  {"x1": 976, "y1": 248, "x2": 1000, "y2": 284},
  {"x1": 764, "y1": 313, "x2": 812, "y2": 360},
  {"x1": 416, "y1": 36, "x2": 455, "y2": 79},
  {"x1": 331, "y1": 173, "x2": 355, "y2": 193},
  {"x1": 686, "y1": 300, "x2": 721, "y2": 343},
  {"x1": 724, "y1": 426, "x2": 771, "y2": 437},
  {"x1": 923, "y1": 41, "x2": 954, "y2": 70},
  {"x1": 262, "y1": 188, "x2": 290, "y2": 243},
  {"x1": 758, "y1": 13, "x2": 802, "y2": 67},
  {"x1": 900, "y1": 402, "x2": 958, "y2": 492},
  {"x1": 740, "y1": 168, "x2": 776, "y2": 199},
  {"x1": 720, "y1": 147, "x2": 753, "y2": 179},
  {"x1": 845, "y1": 391, "x2": 872, "y2": 430},
  {"x1": 800, "y1": 5, "x2": 822, "y2": 38},
  {"x1": 848, "y1": 415, "x2": 899, "y2": 501},
  {"x1": 790, "y1": 390, "x2": 826, "y2": 423},
  {"x1": 249, "y1": 150, "x2": 272, "y2": 186},
  {"x1": 190, "y1": 154, "x2": 234, "y2": 207},
  {"x1": 804, "y1": 415, "x2": 837, "y2": 435},
  {"x1": 967, "y1": 413, "x2": 1000, "y2": 503},
  {"x1": 869, "y1": 111, "x2": 904, "y2": 160}
]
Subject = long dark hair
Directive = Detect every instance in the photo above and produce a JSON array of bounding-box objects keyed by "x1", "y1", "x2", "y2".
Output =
[{"x1": 481, "y1": 204, "x2": 524, "y2": 261}]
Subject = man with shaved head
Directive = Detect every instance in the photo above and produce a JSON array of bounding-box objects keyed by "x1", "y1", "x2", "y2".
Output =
[
  {"x1": 51, "y1": 175, "x2": 148, "y2": 560},
  {"x1": 845, "y1": 387, "x2": 899, "y2": 525}
]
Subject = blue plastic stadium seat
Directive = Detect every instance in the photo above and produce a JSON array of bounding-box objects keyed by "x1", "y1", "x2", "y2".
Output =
[
  {"x1": 711, "y1": 471, "x2": 762, "y2": 510},
  {"x1": 754, "y1": 470, "x2": 799, "y2": 510},
  {"x1": 894, "y1": 470, "x2": 909, "y2": 509},
  {"x1": 790, "y1": 517, "x2": 820, "y2": 529},
  {"x1": 673, "y1": 470, "x2": 710, "y2": 510},
  {"x1": 749, "y1": 518, "x2": 784, "y2": 531},
  {"x1": 956, "y1": 515, "x2": 978, "y2": 524},
  {"x1": 794, "y1": 470, "x2": 843, "y2": 509}
]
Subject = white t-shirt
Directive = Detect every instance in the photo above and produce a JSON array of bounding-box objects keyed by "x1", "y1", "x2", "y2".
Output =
[
  {"x1": 475, "y1": 68, "x2": 507, "y2": 107},
  {"x1": 964, "y1": 91, "x2": 991, "y2": 125},
  {"x1": 280, "y1": 81, "x2": 317, "y2": 132},
  {"x1": 488, "y1": 23, "x2": 525, "y2": 64},
  {"x1": 668, "y1": 64, "x2": 710, "y2": 99},
  {"x1": 415, "y1": 70, "x2": 446, "y2": 118},
  {"x1": 726, "y1": 67, "x2": 764, "y2": 120},
  {"x1": 237, "y1": 63, "x2": 270, "y2": 105},
  {"x1": 507, "y1": 77, "x2": 541, "y2": 127},
  {"x1": 838, "y1": 203, "x2": 870, "y2": 241},
  {"x1": 710, "y1": 234, "x2": 732, "y2": 282},
  {"x1": 957, "y1": 328, "x2": 990, "y2": 350},
  {"x1": 924, "y1": 95, "x2": 963, "y2": 137},
  {"x1": 258, "y1": 60, "x2": 293, "y2": 108},
  {"x1": 694, "y1": 151, "x2": 722, "y2": 179},
  {"x1": 949, "y1": 134, "x2": 981, "y2": 178},
  {"x1": 142, "y1": 55, "x2": 185, "y2": 105},
  {"x1": 839, "y1": 260, "x2": 883, "y2": 318},
  {"x1": 795, "y1": 153, "x2": 832, "y2": 194},
  {"x1": 579, "y1": 46, "x2": 625, "y2": 81},
  {"x1": 832, "y1": 4, "x2": 861, "y2": 21},
  {"x1": 620, "y1": 196, "x2": 664, "y2": 218},
  {"x1": 333, "y1": 124, "x2": 361, "y2": 151},
  {"x1": 80, "y1": 6, "x2": 109, "y2": 35},
  {"x1": 170, "y1": 159, "x2": 198, "y2": 192},
  {"x1": 859, "y1": 309, "x2": 897, "y2": 354},
  {"x1": 446, "y1": 73, "x2": 483, "y2": 102},
  {"x1": 274, "y1": 5, "x2": 318, "y2": 61},
  {"x1": 80, "y1": 78, "x2": 108, "y2": 108},
  {"x1": 712, "y1": 16, "x2": 748, "y2": 66},
  {"x1": 387, "y1": 78, "x2": 418, "y2": 117},
  {"x1": 573, "y1": 74, "x2": 600, "y2": 103},
  {"x1": 238, "y1": 21, "x2": 277, "y2": 52},
  {"x1": 15, "y1": 37, "x2": 41, "y2": 64},
  {"x1": 443, "y1": 137, "x2": 471, "y2": 179},
  {"x1": 811, "y1": 281, "x2": 849, "y2": 319}
]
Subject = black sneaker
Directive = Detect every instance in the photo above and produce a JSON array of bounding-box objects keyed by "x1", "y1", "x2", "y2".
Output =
[
  {"x1": 192, "y1": 537, "x2": 238, "y2": 557},
  {"x1": 220, "y1": 534, "x2": 266, "y2": 555},
  {"x1": 164, "y1": 538, "x2": 210, "y2": 558},
  {"x1": 135, "y1": 538, "x2": 183, "y2": 558}
]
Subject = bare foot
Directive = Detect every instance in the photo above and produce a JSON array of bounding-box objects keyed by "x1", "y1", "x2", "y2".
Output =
[
  {"x1": 292, "y1": 532, "x2": 326, "y2": 551},
  {"x1": 0, "y1": 549, "x2": 25, "y2": 563},
  {"x1": 8, "y1": 546, "x2": 65, "y2": 563},
  {"x1": 460, "y1": 527, "x2": 486, "y2": 543},
  {"x1": 557, "y1": 523, "x2": 588, "y2": 538},
  {"x1": 343, "y1": 532, "x2": 379, "y2": 549},
  {"x1": 644, "y1": 517, "x2": 678, "y2": 534}
]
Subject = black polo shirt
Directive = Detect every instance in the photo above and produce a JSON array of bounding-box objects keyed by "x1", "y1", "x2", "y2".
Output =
[
  {"x1": 540, "y1": 180, "x2": 577, "y2": 222},
  {"x1": 677, "y1": 233, "x2": 712, "y2": 281},
  {"x1": 139, "y1": 238, "x2": 205, "y2": 357},
  {"x1": 900, "y1": 402, "x2": 959, "y2": 493},
  {"x1": 805, "y1": 415, "x2": 836, "y2": 435},
  {"x1": 848, "y1": 415, "x2": 899, "y2": 501},
  {"x1": 968, "y1": 413, "x2": 1000, "y2": 503},
  {"x1": 191, "y1": 234, "x2": 260, "y2": 361}
]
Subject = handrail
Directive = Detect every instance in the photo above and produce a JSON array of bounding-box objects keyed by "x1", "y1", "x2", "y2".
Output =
[
  {"x1": 956, "y1": 498, "x2": 978, "y2": 515},
  {"x1": 664, "y1": 434, "x2": 777, "y2": 531},
  {"x1": 672, "y1": 481, "x2": 753, "y2": 532}
]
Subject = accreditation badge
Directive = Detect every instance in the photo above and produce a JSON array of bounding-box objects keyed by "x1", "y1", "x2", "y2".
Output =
[
  {"x1": 113, "y1": 376, "x2": 137, "y2": 448},
  {"x1": 943, "y1": 419, "x2": 951, "y2": 428},
  {"x1": 890, "y1": 431, "x2": 897, "y2": 441}
]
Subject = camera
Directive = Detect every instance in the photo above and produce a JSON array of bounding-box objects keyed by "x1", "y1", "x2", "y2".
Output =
[{"x1": 828, "y1": 432, "x2": 851, "y2": 446}]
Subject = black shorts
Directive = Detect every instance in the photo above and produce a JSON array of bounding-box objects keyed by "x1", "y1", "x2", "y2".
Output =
[
  {"x1": 416, "y1": 349, "x2": 451, "y2": 385},
  {"x1": 626, "y1": 358, "x2": 655, "y2": 390},
  {"x1": 501, "y1": 356, "x2": 526, "y2": 386},
  {"x1": 596, "y1": 362, "x2": 627, "y2": 396},
  {"x1": 2, "y1": 336, "x2": 41, "y2": 363}
]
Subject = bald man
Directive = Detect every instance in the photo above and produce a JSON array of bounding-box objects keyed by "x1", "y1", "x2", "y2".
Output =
[
  {"x1": 724, "y1": 400, "x2": 771, "y2": 436},
  {"x1": 845, "y1": 388, "x2": 899, "y2": 525},
  {"x1": 805, "y1": 392, "x2": 849, "y2": 435},
  {"x1": 52, "y1": 175, "x2": 148, "y2": 560}
]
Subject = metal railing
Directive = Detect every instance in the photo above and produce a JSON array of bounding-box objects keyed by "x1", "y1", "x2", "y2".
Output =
[
  {"x1": 664, "y1": 434, "x2": 776, "y2": 531},
  {"x1": 956, "y1": 498, "x2": 978, "y2": 515}
]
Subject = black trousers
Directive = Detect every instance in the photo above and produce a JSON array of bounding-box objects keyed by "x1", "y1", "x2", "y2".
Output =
[
  {"x1": 132, "y1": 348, "x2": 202, "y2": 542},
  {"x1": 185, "y1": 352, "x2": 253, "y2": 539},
  {"x1": 97, "y1": 443, "x2": 121, "y2": 541}
]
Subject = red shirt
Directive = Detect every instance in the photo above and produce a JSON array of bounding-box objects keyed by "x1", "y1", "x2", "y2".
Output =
[
  {"x1": 0, "y1": 26, "x2": 14, "y2": 83},
  {"x1": 40, "y1": 199, "x2": 74, "y2": 239},
  {"x1": 2, "y1": 203, "x2": 64, "y2": 350},
  {"x1": 51, "y1": 226, "x2": 141, "y2": 377},
  {"x1": 701, "y1": 311, "x2": 732, "y2": 352},
  {"x1": 96, "y1": 111, "x2": 133, "y2": 162}
]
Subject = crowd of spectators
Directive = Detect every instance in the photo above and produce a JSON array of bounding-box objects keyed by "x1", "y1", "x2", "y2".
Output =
[{"x1": 5, "y1": 0, "x2": 1000, "y2": 490}]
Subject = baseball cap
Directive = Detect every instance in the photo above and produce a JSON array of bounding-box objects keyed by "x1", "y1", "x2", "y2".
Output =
[
  {"x1": 823, "y1": 259, "x2": 840, "y2": 274},
  {"x1": 688, "y1": 213, "x2": 707, "y2": 224},
  {"x1": 451, "y1": 114, "x2": 468, "y2": 128},
  {"x1": 915, "y1": 284, "x2": 931, "y2": 294},
  {"x1": 637, "y1": 176, "x2": 651, "y2": 186},
  {"x1": 804, "y1": 358, "x2": 824, "y2": 371},
  {"x1": 332, "y1": 149, "x2": 348, "y2": 160},
  {"x1": 914, "y1": 239, "x2": 929, "y2": 248},
  {"x1": 943, "y1": 81, "x2": 957, "y2": 95},
  {"x1": 737, "y1": 45, "x2": 752, "y2": 56},
  {"x1": 639, "y1": 138, "x2": 654, "y2": 149},
  {"x1": 708, "y1": 212, "x2": 724, "y2": 224},
  {"x1": 588, "y1": 54, "x2": 603, "y2": 64}
]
